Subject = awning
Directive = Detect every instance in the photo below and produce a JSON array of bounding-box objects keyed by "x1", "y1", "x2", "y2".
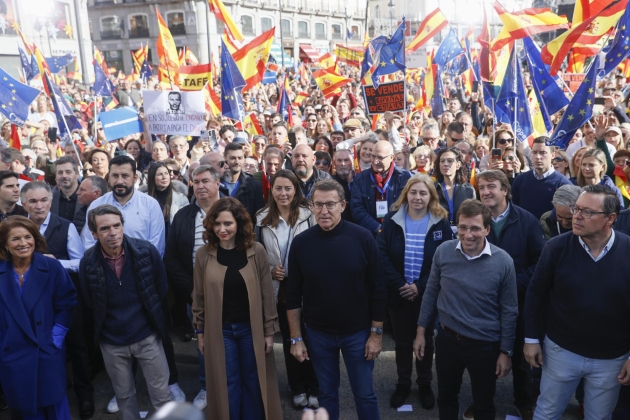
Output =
[
  {"x1": 299, "y1": 44, "x2": 319, "y2": 63},
  {"x1": 269, "y1": 44, "x2": 294, "y2": 67}
]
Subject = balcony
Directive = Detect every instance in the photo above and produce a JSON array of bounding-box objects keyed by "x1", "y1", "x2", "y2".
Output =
[
  {"x1": 297, "y1": 30, "x2": 309, "y2": 38},
  {"x1": 100, "y1": 30, "x2": 123, "y2": 40},
  {"x1": 281, "y1": 29, "x2": 293, "y2": 38},
  {"x1": 315, "y1": 31, "x2": 326, "y2": 39},
  {"x1": 261, "y1": 0, "x2": 278, "y2": 9},
  {"x1": 332, "y1": 32, "x2": 342, "y2": 39},
  {"x1": 169, "y1": 24, "x2": 186, "y2": 36},
  {"x1": 129, "y1": 28, "x2": 150, "y2": 38}
]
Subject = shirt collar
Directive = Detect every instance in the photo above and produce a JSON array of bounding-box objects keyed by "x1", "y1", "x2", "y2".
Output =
[
  {"x1": 101, "y1": 246, "x2": 126, "y2": 260},
  {"x1": 456, "y1": 238, "x2": 492, "y2": 260},
  {"x1": 29, "y1": 212, "x2": 51, "y2": 234},
  {"x1": 492, "y1": 202, "x2": 511, "y2": 223},
  {"x1": 578, "y1": 230, "x2": 615, "y2": 261},
  {"x1": 533, "y1": 167, "x2": 556, "y2": 180}
]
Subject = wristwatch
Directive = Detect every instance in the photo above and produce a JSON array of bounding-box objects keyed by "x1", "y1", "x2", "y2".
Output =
[
  {"x1": 290, "y1": 337, "x2": 303, "y2": 345},
  {"x1": 500, "y1": 349, "x2": 514, "y2": 357},
  {"x1": 370, "y1": 327, "x2": 384, "y2": 335}
]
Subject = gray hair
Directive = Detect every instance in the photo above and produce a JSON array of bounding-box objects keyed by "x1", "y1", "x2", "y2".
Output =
[
  {"x1": 55, "y1": 155, "x2": 79, "y2": 173},
  {"x1": 334, "y1": 148, "x2": 354, "y2": 160},
  {"x1": 20, "y1": 181, "x2": 52, "y2": 201},
  {"x1": 311, "y1": 179, "x2": 345, "y2": 202},
  {"x1": 152, "y1": 140, "x2": 170, "y2": 153},
  {"x1": 551, "y1": 185, "x2": 582, "y2": 208},
  {"x1": 87, "y1": 204, "x2": 125, "y2": 233},
  {"x1": 421, "y1": 124, "x2": 439, "y2": 135},
  {"x1": 192, "y1": 165, "x2": 221, "y2": 182},
  {"x1": 581, "y1": 184, "x2": 620, "y2": 215},
  {"x1": 84, "y1": 175, "x2": 108, "y2": 195}
]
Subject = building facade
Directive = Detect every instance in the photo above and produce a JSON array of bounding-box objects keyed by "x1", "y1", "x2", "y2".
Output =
[
  {"x1": 87, "y1": 0, "x2": 367, "y2": 75},
  {"x1": 0, "y1": 0, "x2": 93, "y2": 82}
]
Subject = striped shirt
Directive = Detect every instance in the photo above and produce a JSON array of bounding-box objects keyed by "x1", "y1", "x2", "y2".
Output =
[
  {"x1": 192, "y1": 206, "x2": 207, "y2": 266},
  {"x1": 404, "y1": 213, "x2": 430, "y2": 284}
]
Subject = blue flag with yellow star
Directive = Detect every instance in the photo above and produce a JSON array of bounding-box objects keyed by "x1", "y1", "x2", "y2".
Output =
[
  {"x1": 434, "y1": 28, "x2": 465, "y2": 68},
  {"x1": 45, "y1": 54, "x2": 75, "y2": 74},
  {"x1": 604, "y1": 2, "x2": 630, "y2": 75},
  {"x1": 548, "y1": 56, "x2": 599, "y2": 149},
  {"x1": 42, "y1": 71, "x2": 82, "y2": 140},
  {"x1": 0, "y1": 66, "x2": 41, "y2": 126},
  {"x1": 93, "y1": 60, "x2": 115, "y2": 97},
  {"x1": 523, "y1": 37, "x2": 568, "y2": 119},
  {"x1": 495, "y1": 48, "x2": 534, "y2": 144},
  {"x1": 220, "y1": 39, "x2": 246, "y2": 121},
  {"x1": 18, "y1": 47, "x2": 32, "y2": 81},
  {"x1": 140, "y1": 58, "x2": 152, "y2": 79},
  {"x1": 431, "y1": 74, "x2": 445, "y2": 117},
  {"x1": 277, "y1": 76, "x2": 293, "y2": 122},
  {"x1": 370, "y1": 19, "x2": 406, "y2": 89}
]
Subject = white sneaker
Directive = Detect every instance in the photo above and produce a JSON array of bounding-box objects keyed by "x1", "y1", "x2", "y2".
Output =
[
  {"x1": 192, "y1": 389, "x2": 207, "y2": 410},
  {"x1": 106, "y1": 396, "x2": 119, "y2": 413},
  {"x1": 307, "y1": 396, "x2": 319, "y2": 409},
  {"x1": 293, "y1": 393, "x2": 308, "y2": 409},
  {"x1": 169, "y1": 383, "x2": 186, "y2": 403}
]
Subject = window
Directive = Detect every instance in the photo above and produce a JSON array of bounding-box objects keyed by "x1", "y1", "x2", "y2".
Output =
[
  {"x1": 315, "y1": 22, "x2": 326, "y2": 39},
  {"x1": 100, "y1": 16, "x2": 122, "y2": 40},
  {"x1": 242, "y1": 15, "x2": 254, "y2": 35},
  {"x1": 167, "y1": 12, "x2": 186, "y2": 36},
  {"x1": 297, "y1": 21, "x2": 309, "y2": 38},
  {"x1": 374, "y1": 5, "x2": 380, "y2": 18},
  {"x1": 351, "y1": 25, "x2": 359, "y2": 38},
  {"x1": 261, "y1": 17, "x2": 273, "y2": 33},
  {"x1": 331, "y1": 24, "x2": 342, "y2": 39},
  {"x1": 129, "y1": 14, "x2": 149, "y2": 38},
  {"x1": 281, "y1": 19, "x2": 292, "y2": 37},
  {"x1": 103, "y1": 50, "x2": 124, "y2": 74}
]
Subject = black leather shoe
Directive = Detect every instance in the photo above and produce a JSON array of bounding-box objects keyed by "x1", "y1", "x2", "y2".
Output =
[
  {"x1": 419, "y1": 385, "x2": 435, "y2": 409},
  {"x1": 389, "y1": 384, "x2": 410, "y2": 408},
  {"x1": 79, "y1": 400, "x2": 95, "y2": 420},
  {"x1": 182, "y1": 333, "x2": 193, "y2": 342}
]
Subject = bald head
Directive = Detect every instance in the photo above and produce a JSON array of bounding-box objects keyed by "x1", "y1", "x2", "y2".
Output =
[
  {"x1": 293, "y1": 144, "x2": 314, "y2": 157},
  {"x1": 373, "y1": 141, "x2": 394, "y2": 156},
  {"x1": 199, "y1": 152, "x2": 226, "y2": 177},
  {"x1": 371, "y1": 141, "x2": 395, "y2": 174}
]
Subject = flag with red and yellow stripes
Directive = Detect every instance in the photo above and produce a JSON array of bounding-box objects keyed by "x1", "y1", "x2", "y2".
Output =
[
  {"x1": 312, "y1": 68, "x2": 353, "y2": 98},
  {"x1": 155, "y1": 5, "x2": 181, "y2": 87},
  {"x1": 209, "y1": 0, "x2": 244, "y2": 41},
  {"x1": 204, "y1": 82, "x2": 221, "y2": 117},
  {"x1": 406, "y1": 8, "x2": 449, "y2": 52},
  {"x1": 243, "y1": 113, "x2": 264, "y2": 138}
]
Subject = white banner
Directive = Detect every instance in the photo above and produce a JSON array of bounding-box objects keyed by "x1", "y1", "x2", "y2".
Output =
[{"x1": 143, "y1": 90, "x2": 206, "y2": 135}]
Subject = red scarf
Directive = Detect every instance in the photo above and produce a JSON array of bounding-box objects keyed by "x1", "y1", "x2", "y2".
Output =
[
  {"x1": 372, "y1": 162, "x2": 395, "y2": 201},
  {"x1": 262, "y1": 171, "x2": 270, "y2": 203}
]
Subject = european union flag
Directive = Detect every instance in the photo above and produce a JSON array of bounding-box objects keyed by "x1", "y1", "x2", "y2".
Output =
[
  {"x1": 371, "y1": 19, "x2": 406, "y2": 88},
  {"x1": 43, "y1": 72, "x2": 82, "y2": 140},
  {"x1": 496, "y1": 48, "x2": 534, "y2": 144},
  {"x1": 434, "y1": 28, "x2": 465, "y2": 68},
  {"x1": 604, "y1": 2, "x2": 630, "y2": 74},
  {"x1": 93, "y1": 60, "x2": 115, "y2": 97},
  {"x1": 360, "y1": 43, "x2": 373, "y2": 82},
  {"x1": 0, "y1": 67, "x2": 41, "y2": 126},
  {"x1": 220, "y1": 40, "x2": 246, "y2": 121},
  {"x1": 18, "y1": 47, "x2": 32, "y2": 81},
  {"x1": 548, "y1": 56, "x2": 599, "y2": 149},
  {"x1": 45, "y1": 54, "x2": 74, "y2": 74},
  {"x1": 347, "y1": 29, "x2": 354, "y2": 40},
  {"x1": 446, "y1": 54, "x2": 470, "y2": 76},
  {"x1": 140, "y1": 58, "x2": 152, "y2": 79},
  {"x1": 277, "y1": 77, "x2": 293, "y2": 122},
  {"x1": 522, "y1": 37, "x2": 568, "y2": 119},
  {"x1": 431, "y1": 74, "x2": 445, "y2": 117}
]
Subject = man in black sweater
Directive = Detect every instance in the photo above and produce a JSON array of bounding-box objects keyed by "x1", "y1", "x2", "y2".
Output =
[
  {"x1": 285, "y1": 179, "x2": 387, "y2": 420},
  {"x1": 524, "y1": 185, "x2": 630, "y2": 419}
]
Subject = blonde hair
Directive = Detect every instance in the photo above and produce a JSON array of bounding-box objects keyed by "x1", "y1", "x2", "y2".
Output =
[
  {"x1": 392, "y1": 174, "x2": 448, "y2": 219},
  {"x1": 413, "y1": 145, "x2": 436, "y2": 171},
  {"x1": 577, "y1": 148, "x2": 607, "y2": 187},
  {"x1": 571, "y1": 146, "x2": 593, "y2": 178}
]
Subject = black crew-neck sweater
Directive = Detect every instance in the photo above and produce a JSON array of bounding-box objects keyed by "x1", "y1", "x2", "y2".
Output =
[
  {"x1": 525, "y1": 232, "x2": 630, "y2": 359},
  {"x1": 285, "y1": 219, "x2": 387, "y2": 335},
  {"x1": 218, "y1": 245, "x2": 250, "y2": 324}
]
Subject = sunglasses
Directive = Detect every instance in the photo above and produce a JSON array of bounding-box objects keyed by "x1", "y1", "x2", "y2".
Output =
[
  {"x1": 82, "y1": 169, "x2": 94, "y2": 175},
  {"x1": 552, "y1": 157, "x2": 565, "y2": 163},
  {"x1": 343, "y1": 127, "x2": 358, "y2": 132},
  {"x1": 498, "y1": 138, "x2": 514, "y2": 144},
  {"x1": 307, "y1": 119, "x2": 317, "y2": 122},
  {"x1": 218, "y1": 161, "x2": 227, "y2": 168},
  {"x1": 316, "y1": 160, "x2": 330, "y2": 166},
  {"x1": 168, "y1": 169, "x2": 181, "y2": 176}
]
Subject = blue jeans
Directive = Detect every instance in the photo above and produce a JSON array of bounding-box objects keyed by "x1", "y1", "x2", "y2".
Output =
[
  {"x1": 534, "y1": 336, "x2": 628, "y2": 420},
  {"x1": 223, "y1": 323, "x2": 264, "y2": 420},
  {"x1": 188, "y1": 303, "x2": 207, "y2": 390},
  {"x1": 306, "y1": 325, "x2": 380, "y2": 420}
]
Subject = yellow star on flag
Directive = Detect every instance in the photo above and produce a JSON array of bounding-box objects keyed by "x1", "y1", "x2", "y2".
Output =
[
  {"x1": 568, "y1": 115, "x2": 574, "y2": 121},
  {"x1": 579, "y1": 109, "x2": 586, "y2": 116},
  {"x1": 587, "y1": 99, "x2": 592, "y2": 105}
]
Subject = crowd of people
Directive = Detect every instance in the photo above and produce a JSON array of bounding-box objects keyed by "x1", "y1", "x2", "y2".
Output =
[{"x1": 1, "y1": 62, "x2": 630, "y2": 420}]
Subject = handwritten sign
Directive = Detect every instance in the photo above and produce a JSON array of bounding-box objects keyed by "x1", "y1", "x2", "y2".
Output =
[
  {"x1": 563, "y1": 73, "x2": 585, "y2": 93},
  {"x1": 143, "y1": 90, "x2": 206, "y2": 135},
  {"x1": 362, "y1": 81, "x2": 406, "y2": 115}
]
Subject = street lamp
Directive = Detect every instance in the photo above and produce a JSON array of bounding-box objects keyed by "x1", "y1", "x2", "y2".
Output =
[{"x1": 387, "y1": 0, "x2": 394, "y2": 34}]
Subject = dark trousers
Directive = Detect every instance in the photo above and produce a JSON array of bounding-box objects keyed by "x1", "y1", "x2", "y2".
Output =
[
  {"x1": 512, "y1": 314, "x2": 533, "y2": 407},
  {"x1": 66, "y1": 276, "x2": 94, "y2": 402},
  {"x1": 389, "y1": 298, "x2": 434, "y2": 387},
  {"x1": 278, "y1": 303, "x2": 319, "y2": 396},
  {"x1": 435, "y1": 328, "x2": 500, "y2": 420},
  {"x1": 614, "y1": 385, "x2": 630, "y2": 420}
]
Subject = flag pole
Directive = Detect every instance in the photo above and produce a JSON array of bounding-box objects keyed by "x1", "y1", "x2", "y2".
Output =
[
  {"x1": 402, "y1": 17, "x2": 408, "y2": 152},
  {"x1": 492, "y1": 98, "x2": 496, "y2": 149},
  {"x1": 94, "y1": 96, "x2": 99, "y2": 144}
]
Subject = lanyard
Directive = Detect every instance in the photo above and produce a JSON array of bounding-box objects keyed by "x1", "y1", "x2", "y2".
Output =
[
  {"x1": 442, "y1": 182, "x2": 457, "y2": 223},
  {"x1": 370, "y1": 172, "x2": 393, "y2": 196},
  {"x1": 229, "y1": 179, "x2": 241, "y2": 198}
]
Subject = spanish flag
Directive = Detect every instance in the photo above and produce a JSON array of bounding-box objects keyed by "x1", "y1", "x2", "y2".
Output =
[
  {"x1": 186, "y1": 49, "x2": 200, "y2": 65},
  {"x1": 318, "y1": 52, "x2": 336, "y2": 71},
  {"x1": 541, "y1": 0, "x2": 628, "y2": 76},
  {"x1": 614, "y1": 165, "x2": 630, "y2": 204},
  {"x1": 294, "y1": 92, "x2": 309, "y2": 106},
  {"x1": 10, "y1": 124, "x2": 21, "y2": 150},
  {"x1": 334, "y1": 45, "x2": 364, "y2": 67},
  {"x1": 208, "y1": 0, "x2": 244, "y2": 41},
  {"x1": 155, "y1": 5, "x2": 181, "y2": 87},
  {"x1": 567, "y1": 51, "x2": 586, "y2": 73},
  {"x1": 179, "y1": 64, "x2": 212, "y2": 91},
  {"x1": 232, "y1": 28, "x2": 275, "y2": 92},
  {"x1": 491, "y1": 2, "x2": 569, "y2": 51},
  {"x1": 312, "y1": 69, "x2": 353, "y2": 98},
  {"x1": 243, "y1": 113, "x2": 264, "y2": 138},
  {"x1": 406, "y1": 8, "x2": 449, "y2": 52},
  {"x1": 222, "y1": 30, "x2": 240, "y2": 54},
  {"x1": 94, "y1": 46, "x2": 109, "y2": 77},
  {"x1": 203, "y1": 82, "x2": 221, "y2": 117},
  {"x1": 573, "y1": 0, "x2": 612, "y2": 24}
]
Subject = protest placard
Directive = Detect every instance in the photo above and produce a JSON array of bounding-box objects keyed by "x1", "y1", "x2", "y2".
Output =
[
  {"x1": 143, "y1": 90, "x2": 206, "y2": 135},
  {"x1": 362, "y1": 81, "x2": 406, "y2": 115},
  {"x1": 98, "y1": 106, "x2": 143, "y2": 141}
]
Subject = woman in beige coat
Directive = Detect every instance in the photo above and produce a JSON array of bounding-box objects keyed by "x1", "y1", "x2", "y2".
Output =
[{"x1": 192, "y1": 197, "x2": 282, "y2": 419}]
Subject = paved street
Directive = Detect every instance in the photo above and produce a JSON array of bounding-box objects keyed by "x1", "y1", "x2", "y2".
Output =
[{"x1": 0, "y1": 331, "x2": 582, "y2": 420}]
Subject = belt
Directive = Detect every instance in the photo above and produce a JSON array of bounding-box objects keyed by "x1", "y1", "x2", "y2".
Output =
[{"x1": 440, "y1": 324, "x2": 477, "y2": 342}]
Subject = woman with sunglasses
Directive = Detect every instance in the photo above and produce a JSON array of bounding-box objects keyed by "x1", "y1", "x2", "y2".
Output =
[
  {"x1": 479, "y1": 128, "x2": 515, "y2": 171},
  {"x1": 552, "y1": 150, "x2": 572, "y2": 178},
  {"x1": 304, "y1": 113, "x2": 319, "y2": 139},
  {"x1": 434, "y1": 147, "x2": 476, "y2": 227},
  {"x1": 492, "y1": 146, "x2": 525, "y2": 184},
  {"x1": 572, "y1": 148, "x2": 625, "y2": 208},
  {"x1": 141, "y1": 162, "x2": 190, "y2": 238},
  {"x1": 314, "y1": 151, "x2": 332, "y2": 174}
]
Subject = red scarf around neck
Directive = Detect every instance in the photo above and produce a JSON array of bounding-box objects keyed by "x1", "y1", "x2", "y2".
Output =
[{"x1": 373, "y1": 162, "x2": 395, "y2": 201}]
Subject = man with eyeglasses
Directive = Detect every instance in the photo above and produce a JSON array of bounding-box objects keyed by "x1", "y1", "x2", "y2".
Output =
[
  {"x1": 474, "y1": 170, "x2": 545, "y2": 420},
  {"x1": 511, "y1": 137, "x2": 572, "y2": 220},
  {"x1": 524, "y1": 185, "x2": 630, "y2": 420},
  {"x1": 457, "y1": 113, "x2": 474, "y2": 137},
  {"x1": 414, "y1": 199, "x2": 518, "y2": 420},
  {"x1": 351, "y1": 140, "x2": 411, "y2": 235},
  {"x1": 285, "y1": 179, "x2": 386, "y2": 420},
  {"x1": 421, "y1": 124, "x2": 441, "y2": 151},
  {"x1": 342, "y1": 119, "x2": 365, "y2": 140},
  {"x1": 168, "y1": 136, "x2": 191, "y2": 183}
]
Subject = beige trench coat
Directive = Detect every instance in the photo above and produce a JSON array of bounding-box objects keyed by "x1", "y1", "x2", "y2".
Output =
[{"x1": 192, "y1": 242, "x2": 282, "y2": 419}]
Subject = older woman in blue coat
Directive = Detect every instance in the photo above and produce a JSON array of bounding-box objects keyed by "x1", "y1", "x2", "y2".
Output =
[{"x1": 0, "y1": 216, "x2": 76, "y2": 419}]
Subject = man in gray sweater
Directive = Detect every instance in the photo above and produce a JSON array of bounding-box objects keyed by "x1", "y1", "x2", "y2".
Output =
[{"x1": 413, "y1": 199, "x2": 518, "y2": 420}]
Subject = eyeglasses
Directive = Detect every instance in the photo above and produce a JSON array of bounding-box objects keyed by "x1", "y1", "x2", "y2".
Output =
[
  {"x1": 82, "y1": 168, "x2": 94, "y2": 175},
  {"x1": 371, "y1": 154, "x2": 393, "y2": 162},
  {"x1": 552, "y1": 157, "x2": 565, "y2": 163},
  {"x1": 311, "y1": 201, "x2": 341, "y2": 210},
  {"x1": 307, "y1": 119, "x2": 317, "y2": 123},
  {"x1": 316, "y1": 160, "x2": 330, "y2": 166},
  {"x1": 502, "y1": 156, "x2": 515, "y2": 162},
  {"x1": 498, "y1": 138, "x2": 514, "y2": 144},
  {"x1": 570, "y1": 205, "x2": 607, "y2": 219},
  {"x1": 457, "y1": 226, "x2": 485, "y2": 233},
  {"x1": 343, "y1": 127, "x2": 359, "y2": 132},
  {"x1": 422, "y1": 137, "x2": 438, "y2": 142}
]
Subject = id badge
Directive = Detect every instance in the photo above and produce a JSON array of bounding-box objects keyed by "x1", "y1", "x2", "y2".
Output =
[
  {"x1": 376, "y1": 200, "x2": 388, "y2": 218},
  {"x1": 450, "y1": 225, "x2": 458, "y2": 235}
]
